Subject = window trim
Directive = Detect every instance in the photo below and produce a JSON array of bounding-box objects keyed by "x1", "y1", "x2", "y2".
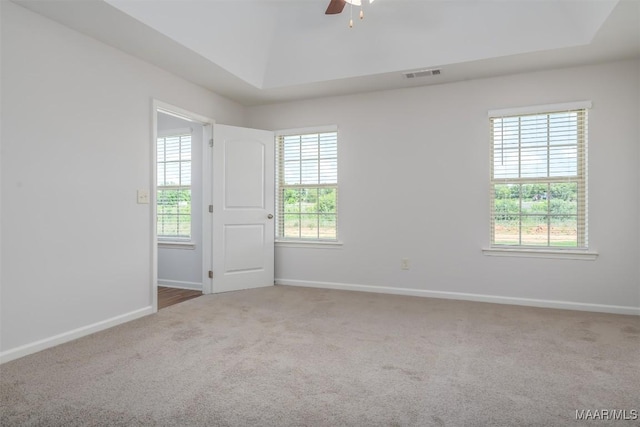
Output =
[
  {"x1": 275, "y1": 240, "x2": 344, "y2": 248},
  {"x1": 158, "y1": 240, "x2": 196, "y2": 250},
  {"x1": 487, "y1": 101, "x2": 592, "y2": 118},
  {"x1": 482, "y1": 247, "x2": 598, "y2": 260},
  {"x1": 275, "y1": 125, "x2": 339, "y2": 243},
  {"x1": 487, "y1": 101, "x2": 591, "y2": 252}
]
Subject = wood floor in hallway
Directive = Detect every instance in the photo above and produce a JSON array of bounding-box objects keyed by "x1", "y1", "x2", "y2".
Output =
[{"x1": 158, "y1": 286, "x2": 202, "y2": 310}]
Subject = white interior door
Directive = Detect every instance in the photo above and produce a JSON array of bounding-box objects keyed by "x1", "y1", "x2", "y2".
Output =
[{"x1": 212, "y1": 125, "x2": 274, "y2": 293}]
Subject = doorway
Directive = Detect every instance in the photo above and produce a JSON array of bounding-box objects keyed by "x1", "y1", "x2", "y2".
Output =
[
  {"x1": 152, "y1": 101, "x2": 214, "y2": 312},
  {"x1": 150, "y1": 102, "x2": 276, "y2": 313}
]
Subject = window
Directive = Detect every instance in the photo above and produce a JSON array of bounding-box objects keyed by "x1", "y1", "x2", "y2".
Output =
[
  {"x1": 157, "y1": 133, "x2": 191, "y2": 240},
  {"x1": 490, "y1": 103, "x2": 589, "y2": 248},
  {"x1": 276, "y1": 130, "x2": 338, "y2": 241}
]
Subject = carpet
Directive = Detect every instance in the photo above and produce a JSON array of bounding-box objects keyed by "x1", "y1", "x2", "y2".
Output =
[{"x1": 1, "y1": 285, "x2": 639, "y2": 426}]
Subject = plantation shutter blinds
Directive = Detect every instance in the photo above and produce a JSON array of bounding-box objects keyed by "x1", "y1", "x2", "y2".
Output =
[
  {"x1": 489, "y1": 102, "x2": 590, "y2": 248},
  {"x1": 276, "y1": 131, "x2": 338, "y2": 240},
  {"x1": 157, "y1": 133, "x2": 192, "y2": 239}
]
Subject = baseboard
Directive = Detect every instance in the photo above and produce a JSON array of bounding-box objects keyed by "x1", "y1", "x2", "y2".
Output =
[
  {"x1": 275, "y1": 279, "x2": 640, "y2": 316},
  {"x1": 157, "y1": 279, "x2": 202, "y2": 291},
  {"x1": 0, "y1": 306, "x2": 153, "y2": 364}
]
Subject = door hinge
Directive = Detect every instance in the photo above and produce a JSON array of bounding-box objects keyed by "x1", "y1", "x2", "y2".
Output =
[
  {"x1": 208, "y1": 270, "x2": 214, "y2": 279},
  {"x1": 208, "y1": 205, "x2": 213, "y2": 213},
  {"x1": 209, "y1": 138, "x2": 214, "y2": 147}
]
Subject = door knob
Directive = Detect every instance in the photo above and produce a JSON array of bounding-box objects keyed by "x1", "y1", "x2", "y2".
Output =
[{"x1": 267, "y1": 214, "x2": 274, "y2": 219}]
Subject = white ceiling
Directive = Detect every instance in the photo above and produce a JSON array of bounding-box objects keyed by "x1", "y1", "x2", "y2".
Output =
[{"x1": 13, "y1": 0, "x2": 640, "y2": 106}]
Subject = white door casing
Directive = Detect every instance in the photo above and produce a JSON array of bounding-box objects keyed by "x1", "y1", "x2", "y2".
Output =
[
  {"x1": 152, "y1": 100, "x2": 215, "y2": 309},
  {"x1": 212, "y1": 125, "x2": 275, "y2": 293}
]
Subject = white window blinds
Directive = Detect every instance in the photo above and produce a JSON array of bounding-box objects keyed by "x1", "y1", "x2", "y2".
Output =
[
  {"x1": 489, "y1": 105, "x2": 588, "y2": 248},
  {"x1": 276, "y1": 131, "x2": 338, "y2": 240},
  {"x1": 157, "y1": 134, "x2": 192, "y2": 239}
]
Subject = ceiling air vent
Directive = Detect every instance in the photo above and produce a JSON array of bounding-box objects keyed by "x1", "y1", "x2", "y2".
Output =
[{"x1": 403, "y1": 69, "x2": 441, "y2": 79}]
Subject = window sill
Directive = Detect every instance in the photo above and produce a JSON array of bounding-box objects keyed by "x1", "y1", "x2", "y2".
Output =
[
  {"x1": 158, "y1": 241, "x2": 196, "y2": 250},
  {"x1": 276, "y1": 240, "x2": 343, "y2": 249},
  {"x1": 482, "y1": 247, "x2": 598, "y2": 260}
]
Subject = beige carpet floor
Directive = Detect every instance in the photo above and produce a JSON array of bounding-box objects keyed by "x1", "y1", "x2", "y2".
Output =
[{"x1": 1, "y1": 285, "x2": 639, "y2": 426}]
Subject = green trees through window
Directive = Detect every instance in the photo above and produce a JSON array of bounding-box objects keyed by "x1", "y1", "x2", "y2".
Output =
[
  {"x1": 493, "y1": 183, "x2": 579, "y2": 246},
  {"x1": 157, "y1": 189, "x2": 191, "y2": 238},
  {"x1": 282, "y1": 187, "x2": 337, "y2": 239}
]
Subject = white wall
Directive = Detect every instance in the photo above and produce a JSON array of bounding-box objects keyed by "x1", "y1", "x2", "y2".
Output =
[
  {"x1": 156, "y1": 113, "x2": 204, "y2": 290},
  {"x1": 247, "y1": 59, "x2": 640, "y2": 314},
  {"x1": 0, "y1": 2, "x2": 244, "y2": 360},
  {"x1": 1, "y1": 1, "x2": 637, "y2": 366}
]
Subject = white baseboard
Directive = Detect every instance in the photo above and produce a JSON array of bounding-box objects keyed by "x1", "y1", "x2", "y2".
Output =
[
  {"x1": 0, "y1": 306, "x2": 153, "y2": 364},
  {"x1": 276, "y1": 279, "x2": 640, "y2": 316},
  {"x1": 157, "y1": 279, "x2": 202, "y2": 291}
]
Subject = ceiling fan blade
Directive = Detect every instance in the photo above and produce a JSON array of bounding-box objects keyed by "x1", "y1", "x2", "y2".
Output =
[{"x1": 325, "y1": 0, "x2": 346, "y2": 15}]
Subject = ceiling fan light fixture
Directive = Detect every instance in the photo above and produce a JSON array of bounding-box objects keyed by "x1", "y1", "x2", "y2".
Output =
[
  {"x1": 345, "y1": 0, "x2": 374, "y2": 5},
  {"x1": 325, "y1": 0, "x2": 375, "y2": 27}
]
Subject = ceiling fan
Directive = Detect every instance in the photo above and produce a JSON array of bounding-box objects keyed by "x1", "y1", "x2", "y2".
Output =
[
  {"x1": 325, "y1": 0, "x2": 375, "y2": 27},
  {"x1": 325, "y1": 0, "x2": 348, "y2": 15},
  {"x1": 325, "y1": 0, "x2": 375, "y2": 14}
]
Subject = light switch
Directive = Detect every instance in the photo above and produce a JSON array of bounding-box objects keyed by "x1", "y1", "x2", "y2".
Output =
[{"x1": 137, "y1": 189, "x2": 149, "y2": 204}]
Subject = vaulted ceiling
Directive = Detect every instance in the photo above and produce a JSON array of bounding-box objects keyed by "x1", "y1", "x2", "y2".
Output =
[{"x1": 14, "y1": 0, "x2": 640, "y2": 105}]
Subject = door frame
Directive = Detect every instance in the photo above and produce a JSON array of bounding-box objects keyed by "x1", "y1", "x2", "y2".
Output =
[{"x1": 151, "y1": 100, "x2": 215, "y2": 313}]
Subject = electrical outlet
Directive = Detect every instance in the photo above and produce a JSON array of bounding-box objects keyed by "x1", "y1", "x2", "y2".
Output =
[
  {"x1": 137, "y1": 189, "x2": 149, "y2": 204},
  {"x1": 401, "y1": 258, "x2": 410, "y2": 270}
]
